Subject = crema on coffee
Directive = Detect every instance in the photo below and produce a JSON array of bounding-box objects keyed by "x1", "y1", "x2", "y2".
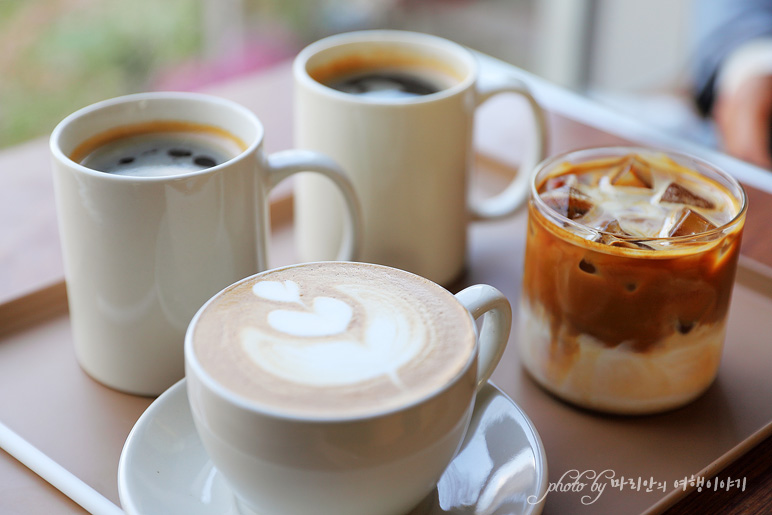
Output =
[
  {"x1": 192, "y1": 262, "x2": 476, "y2": 418},
  {"x1": 308, "y1": 49, "x2": 463, "y2": 101},
  {"x1": 325, "y1": 68, "x2": 451, "y2": 99},
  {"x1": 71, "y1": 121, "x2": 245, "y2": 177}
]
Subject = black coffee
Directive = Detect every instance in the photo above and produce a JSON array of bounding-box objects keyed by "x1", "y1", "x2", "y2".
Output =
[
  {"x1": 72, "y1": 121, "x2": 245, "y2": 177},
  {"x1": 328, "y1": 70, "x2": 444, "y2": 99}
]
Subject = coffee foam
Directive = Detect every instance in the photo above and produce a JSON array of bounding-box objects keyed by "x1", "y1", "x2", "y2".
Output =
[{"x1": 193, "y1": 262, "x2": 476, "y2": 417}]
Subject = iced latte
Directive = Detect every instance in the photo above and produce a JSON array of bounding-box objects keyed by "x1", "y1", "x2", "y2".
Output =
[{"x1": 520, "y1": 147, "x2": 747, "y2": 414}]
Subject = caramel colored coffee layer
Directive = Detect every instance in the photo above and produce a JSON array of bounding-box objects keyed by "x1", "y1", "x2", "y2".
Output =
[{"x1": 524, "y1": 202, "x2": 742, "y2": 351}]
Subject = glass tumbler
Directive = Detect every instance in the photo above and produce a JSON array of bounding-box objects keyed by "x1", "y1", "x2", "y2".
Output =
[{"x1": 519, "y1": 147, "x2": 747, "y2": 414}]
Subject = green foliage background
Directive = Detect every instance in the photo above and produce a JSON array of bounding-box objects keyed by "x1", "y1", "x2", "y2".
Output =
[{"x1": 0, "y1": 0, "x2": 202, "y2": 148}]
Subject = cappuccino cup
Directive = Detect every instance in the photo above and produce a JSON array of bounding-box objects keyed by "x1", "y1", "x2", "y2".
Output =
[
  {"x1": 184, "y1": 261, "x2": 512, "y2": 515},
  {"x1": 51, "y1": 92, "x2": 362, "y2": 396},
  {"x1": 294, "y1": 30, "x2": 548, "y2": 285}
]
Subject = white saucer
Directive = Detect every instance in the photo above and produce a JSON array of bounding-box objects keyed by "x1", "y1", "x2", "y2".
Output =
[{"x1": 118, "y1": 380, "x2": 548, "y2": 515}]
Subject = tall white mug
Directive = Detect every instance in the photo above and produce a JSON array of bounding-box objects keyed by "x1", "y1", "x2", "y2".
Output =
[
  {"x1": 294, "y1": 30, "x2": 548, "y2": 285},
  {"x1": 51, "y1": 92, "x2": 361, "y2": 396}
]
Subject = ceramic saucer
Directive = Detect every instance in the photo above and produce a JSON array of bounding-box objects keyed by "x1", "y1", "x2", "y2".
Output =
[{"x1": 118, "y1": 380, "x2": 548, "y2": 515}]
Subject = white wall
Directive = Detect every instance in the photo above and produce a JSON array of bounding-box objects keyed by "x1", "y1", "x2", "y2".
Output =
[
  {"x1": 590, "y1": 0, "x2": 692, "y2": 93},
  {"x1": 534, "y1": 0, "x2": 693, "y2": 94}
]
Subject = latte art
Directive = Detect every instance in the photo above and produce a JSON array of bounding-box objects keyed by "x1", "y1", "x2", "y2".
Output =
[
  {"x1": 192, "y1": 262, "x2": 476, "y2": 417},
  {"x1": 243, "y1": 281, "x2": 426, "y2": 388},
  {"x1": 257, "y1": 280, "x2": 353, "y2": 337}
]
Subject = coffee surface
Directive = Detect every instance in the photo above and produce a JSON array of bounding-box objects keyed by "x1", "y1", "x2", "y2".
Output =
[
  {"x1": 71, "y1": 121, "x2": 245, "y2": 177},
  {"x1": 326, "y1": 69, "x2": 444, "y2": 99},
  {"x1": 193, "y1": 262, "x2": 476, "y2": 418},
  {"x1": 309, "y1": 50, "x2": 462, "y2": 101}
]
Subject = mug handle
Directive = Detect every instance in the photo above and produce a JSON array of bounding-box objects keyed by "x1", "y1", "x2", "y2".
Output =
[
  {"x1": 455, "y1": 285, "x2": 512, "y2": 391},
  {"x1": 468, "y1": 78, "x2": 548, "y2": 221},
  {"x1": 266, "y1": 149, "x2": 363, "y2": 261}
]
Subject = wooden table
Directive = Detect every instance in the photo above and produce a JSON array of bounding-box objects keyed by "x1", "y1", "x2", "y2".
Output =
[{"x1": 2, "y1": 55, "x2": 772, "y2": 514}]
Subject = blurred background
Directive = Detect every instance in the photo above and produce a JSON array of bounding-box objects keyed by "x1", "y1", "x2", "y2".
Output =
[{"x1": 0, "y1": 0, "x2": 704, "y2": 151}]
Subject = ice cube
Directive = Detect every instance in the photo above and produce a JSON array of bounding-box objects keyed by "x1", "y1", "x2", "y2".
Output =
[
  {"x1": 609, "y1": 156, "x2": 654, "y2": 189},
  {"x1": 575, "y1": 169, "x2": 603, "y2": 186},
  {"x1": 610, "y1": 240, "x2": 651, "y2": 250},
  {"x1": 657, "y1": 208, "x2": 683, "y2": 238},
  {"x1": 617, "y1": 216, "x2": 665, "y2": 239},
  {"x1": 594, "y1": 219, "x2": 652, "y2": 249},
  {"x1": 595, "y1": 233, "x2": 652, "y2": 249},
  {"x1": 540, "y1": 187, "x2": 594, "y2": 220},
  {"x1": 544, "y1": 174, "x2": 577, "y2": 191},
  {"x1": 668, "y1": 208, "x2": 717, "y2": 237},
  {"x1": 660, "y1": 183, "x2": 714, "y2": 209},
  {"x1": 600, "y1": 219, "x2": 627, "y2": 236},
  {"x1": 595, "y1": 219, "x2": 627, "y2": 244}
]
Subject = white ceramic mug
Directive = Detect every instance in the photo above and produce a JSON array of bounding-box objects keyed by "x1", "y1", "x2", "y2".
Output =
[
  {"x1": 294, "y1": 30, "x2": 548, "y2": 285},
  {"x1": 185, "y1": 262, "x2": 512, "y2": 515},
  {"x1": 50, "y1": 92, "x2": 362, "y2": 396}
]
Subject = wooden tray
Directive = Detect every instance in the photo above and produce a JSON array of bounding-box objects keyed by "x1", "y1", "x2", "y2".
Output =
[
  {"x1": 2, "y1": 154, "x2": 772, "y2": 514},
  {"x1": 3, "y1": 55, "x2": 772, "y2": 514}
]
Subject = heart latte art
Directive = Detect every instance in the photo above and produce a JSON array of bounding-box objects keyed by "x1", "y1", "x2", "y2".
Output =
[
  {"x1": 192, "y1": 262, "x2": 476, "y2": 417},
  {"x1": 244, "y1": 278, "x2": 426, "y2": 388}
]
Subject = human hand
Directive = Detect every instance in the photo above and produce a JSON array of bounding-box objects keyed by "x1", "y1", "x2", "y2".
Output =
[{"x1": 714, "y1": 74, "x2": 772, "y2": 169}]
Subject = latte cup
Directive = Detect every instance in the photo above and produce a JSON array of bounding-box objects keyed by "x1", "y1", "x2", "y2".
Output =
[
  {"x1": 294, "y1": 30, "x2": 548, "y2": 285},
  {"x1": 185, "y1": 261, "x2": 512, "y2": 515},
  {"x1": 51, "y1": 92, "x2": 362, "y2": 396}
]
